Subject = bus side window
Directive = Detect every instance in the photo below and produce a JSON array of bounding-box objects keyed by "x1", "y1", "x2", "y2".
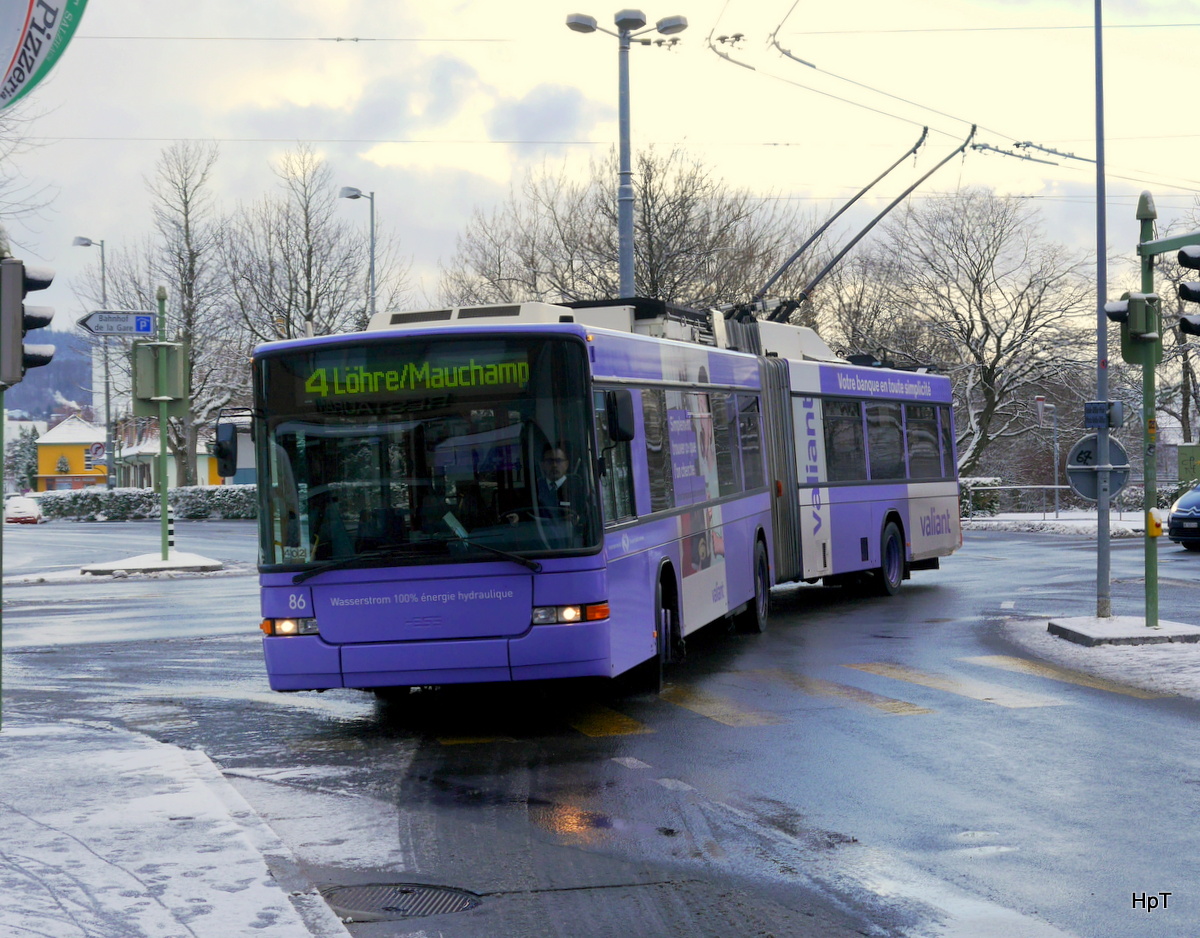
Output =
[
  {"x1": 595, "y1": 391, "x2": 636, "y2": 524},
  {"x1": 938, "y1": 405, "x2": 956, "y2": 477},
  {"x1": 824, "y1": 399, "x2": 868, "y2": 482},
  {"x1": 905, "y1": 404, "x2": 941, "y2": 479},
  {"x1": 867, "y1": 402, "x2": 905, "y2": 481},
  {"x1": 737, "y1": 394, "x2": 765, "y2": 490},
  {"x1": 712, "y1": 391, "x2": 742, "y2": 496},
  {"x1": 642, "y1": 389, "x2": 675, "y2": 512}
]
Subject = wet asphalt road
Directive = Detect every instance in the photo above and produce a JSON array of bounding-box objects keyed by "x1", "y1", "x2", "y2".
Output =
[{"x1": 4, "y1": 522, "x2": 1200, "y2": 937}]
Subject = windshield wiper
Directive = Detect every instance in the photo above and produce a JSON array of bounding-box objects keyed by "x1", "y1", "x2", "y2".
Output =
[
  {"x1": 291, "y1": 544, "x2": 429, "y2": 584},
  {"x1": 450, "y1": 534, "x2": 542, "y2": 573},
  {"x1": 441, "y1": 510, "x2": 542, "y2": 573}
]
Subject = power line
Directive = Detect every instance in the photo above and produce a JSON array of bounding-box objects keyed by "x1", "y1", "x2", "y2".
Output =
[
  {"x1": 74, "y1": 35, "x2": 510, "y2": 42},
  {"x1": 781, "y1": 23, "x2": 1200, "y2": 36}
]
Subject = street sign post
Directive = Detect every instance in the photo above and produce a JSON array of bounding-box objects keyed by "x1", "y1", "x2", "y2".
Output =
[
  {"x1": 77, "y1": 311, "x2": 155, "y2": 336},
  {"x1": 1066, "y1": 434, "x2": 1130, "y2": 501}
]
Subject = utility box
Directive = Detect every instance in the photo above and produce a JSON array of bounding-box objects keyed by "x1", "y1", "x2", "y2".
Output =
[
  {"x1": 132, "y1": 339, "x2": 190, "y2": 418},
  {"x1": 1179, "y1": 444, "x2": 1200, "y2": 482}
]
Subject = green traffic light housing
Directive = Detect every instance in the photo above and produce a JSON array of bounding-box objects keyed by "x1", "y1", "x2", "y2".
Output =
[{"x1": 1106, "y1": 290, "x2": 1162, "y2": 364}]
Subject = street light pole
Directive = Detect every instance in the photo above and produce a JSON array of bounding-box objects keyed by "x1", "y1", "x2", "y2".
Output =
[
  {"x1": 1036, "y1": 396, "x2": 1060, "y2": 518},
  {"x1": 567, "y1": 10, "x2": 688, "y2": 299},
  {"x1": 617, "y1": 22, "x2": 634, "y2": 298},
  {"x1": 73, "y1": 235, "x2": 115, "y2": 489},
  {"x1": 339, "y1": 187, "x2": 376, "y2": 321}
]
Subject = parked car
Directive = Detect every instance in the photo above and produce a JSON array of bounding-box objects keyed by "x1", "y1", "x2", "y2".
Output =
[
  {"x1": 4, "y1": 496, "x2": 44, "y2": 524},
  {"x1": 1167, "y1": 487, "x2": 1200, "y2": 551}
]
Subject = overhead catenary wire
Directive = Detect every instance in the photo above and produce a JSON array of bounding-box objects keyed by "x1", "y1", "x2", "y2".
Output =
[{"x1": 713, "y1": 5, "x2": 1200, "y2": 197}]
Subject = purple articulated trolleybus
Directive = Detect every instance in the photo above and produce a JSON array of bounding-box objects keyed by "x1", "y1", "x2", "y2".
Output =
[{"x1": 220, "y1": 298, "x2": 961, "y2": 694}]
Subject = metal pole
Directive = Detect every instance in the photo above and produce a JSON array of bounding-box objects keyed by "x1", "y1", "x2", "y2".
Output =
[
  {"x1": 368, "y1": 192, "x2": 377, "y2": 320},
  {"x1": 1, "y1": 386, "x2": 5, "y2": 729},
  {"x1": 1094, "y1": 0, "x2": 1112, "y2": 617},
  {"x1": 99, "y1": 240, "x2": 115, "y2": 490},
  {"x1": 617, "y1": 25, "x2": 635, "y2": 298},
  {"x1": 156, "y1": 286, "x2": 170, "y2": 561},
  {"x1": 1138, "y1": 195, "x2": 1159, "y2": 628},
  {"x1": 1053, "y1": 411, "x2": 1060, "y2": 518}
]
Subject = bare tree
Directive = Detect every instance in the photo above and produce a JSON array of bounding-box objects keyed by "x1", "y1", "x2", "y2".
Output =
[
  {"x1": 828, "y1": 188, "x2": 1094, "y2": 476},
  {"x1": 148, "y1": 141, "x2": 244, "y2": 484},
  {"x1": 223, "y1": 144, "x2": 378, "y2": 341},
  {"x1": 440, "y1": 148, "x2": 825, "y2": 309}
]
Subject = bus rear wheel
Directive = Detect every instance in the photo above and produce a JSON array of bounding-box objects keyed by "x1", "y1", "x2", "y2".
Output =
[
  {"x1": 874, "y1": 521, "x2": 905, "y2": 596},
  {"x1": 736, "y1": 539, "x2": 770, "y2": 634}
]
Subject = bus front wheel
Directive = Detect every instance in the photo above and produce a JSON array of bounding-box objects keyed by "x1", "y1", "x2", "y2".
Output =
[
  {"x1": 874, "y1": 521, "x2": 905, "y2": 597},
  {"x1": 631, "y1": 575, "x2": 673, "y2": 695}
]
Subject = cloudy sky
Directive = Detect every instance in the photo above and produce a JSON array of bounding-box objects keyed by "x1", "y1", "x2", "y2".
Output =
[{"x1": 5, "y1": 0, "x2": 1200, "y2": 333}]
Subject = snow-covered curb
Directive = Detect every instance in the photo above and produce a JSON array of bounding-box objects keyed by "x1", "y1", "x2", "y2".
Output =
[
  {"x1": 1003, "y1": 617, "x2": 1200, "y2": 701},
  {"x1": 963, "y1": 519, "x2": 1142, "y2": 537},
  {"x1": 3, "y1": 561, "x2": 256, "y2": 587}
]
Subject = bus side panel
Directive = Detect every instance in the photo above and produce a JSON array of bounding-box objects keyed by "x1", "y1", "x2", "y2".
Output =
[
  {"x1": 906, "y1": 481, "x2": 962, "y2": 559},
  {"x1": 686, "y1": 495, "x2": 771, "y2": 632},
  {"x1": 603, "y1": 517, "x2": 680, "y2": 676},
  {"x1": 827, "y1": 489, "x2": 877, "y2": 574}
]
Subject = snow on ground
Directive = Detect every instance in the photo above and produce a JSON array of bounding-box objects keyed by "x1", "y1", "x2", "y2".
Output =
[
  {"x1": 0, "y1": 718, "x2": 351, "y2": 938},
  {"x1": 969, "y1": 510, "x2": 1200, "y2": 701}
]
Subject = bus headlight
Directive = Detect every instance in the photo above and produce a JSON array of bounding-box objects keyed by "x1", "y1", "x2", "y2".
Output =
[
  {"x1": 261, "y1": 617, "x2": 319, "y2": 636},
  {"x1": 532, "y1": 602, "x2": 609, "y2": 625}
]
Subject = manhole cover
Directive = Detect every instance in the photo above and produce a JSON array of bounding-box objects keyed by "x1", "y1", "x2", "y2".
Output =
[{"x1": 322, "y1": 883, "x2": 481, "y2": 922}]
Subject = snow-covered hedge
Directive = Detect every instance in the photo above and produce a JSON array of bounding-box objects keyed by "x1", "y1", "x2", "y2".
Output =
[
  {"x1": 37, "y1": 485, "x2": 257, "y2": 522},
  {"x1": 959, "y1": 477, "x2": 1001, "y2": 517}
]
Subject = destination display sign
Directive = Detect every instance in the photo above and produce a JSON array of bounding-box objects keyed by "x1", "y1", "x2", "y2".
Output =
[
  {"x1": 302, "y1": 356, "x2": 531, "y2": 399},
  {"x1": 261, "y1": 335, "x2": 587, "y2": 414}
]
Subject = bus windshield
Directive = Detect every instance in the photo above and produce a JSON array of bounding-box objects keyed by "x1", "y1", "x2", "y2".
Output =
[{"x1": 255, "y1": 334, "x2": 599, "y2": 568}]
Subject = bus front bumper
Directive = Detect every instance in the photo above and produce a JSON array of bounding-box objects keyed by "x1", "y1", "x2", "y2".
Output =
[{"x1": 262, "y1": 619, "x2": 612, "y2": 691}]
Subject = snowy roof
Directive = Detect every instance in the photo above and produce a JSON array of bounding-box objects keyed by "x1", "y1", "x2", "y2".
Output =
[{"x1": 36, "y1": 414, "x2": 105, "y2": 445}]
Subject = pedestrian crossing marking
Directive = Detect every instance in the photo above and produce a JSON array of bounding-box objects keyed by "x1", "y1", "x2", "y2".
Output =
[
  {"x1": 567, "y1": 705, "x2": 655, "y2": 737},
  {"x1": 961, "y1": 655, "x2": 1170, "y2": 699},
  {"x1": 659, "y1": 685, "x2": 785, "y2": 726},
  {"x1": 749, "y1": 668, "x2": 933, "y2": 715},
  {"x1": 843, "y1": 662, "x2": 1065, "y2": 709}
]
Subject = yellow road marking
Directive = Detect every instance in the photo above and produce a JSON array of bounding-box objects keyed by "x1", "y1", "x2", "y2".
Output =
[
  {"x1": 567, "y1": 705, "x2": 654, "y2": 737},
  {"x1": 659, "y1": 685, "x2": 784, "y2": 726},
  {"x1": 843, "y1": 662, "x2": 1065, "y2": 709},
  {"x1": 750, "y1": 668, "x2": 933, "y2": 715},
  {"x1": 960, "y1": 655, "x2": 1170, "y2": 699}
]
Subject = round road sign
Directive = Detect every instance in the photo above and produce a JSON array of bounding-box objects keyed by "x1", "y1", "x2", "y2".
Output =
[{"x1": 1066, "y1": 434, "x2": 1130, "y2": 500}]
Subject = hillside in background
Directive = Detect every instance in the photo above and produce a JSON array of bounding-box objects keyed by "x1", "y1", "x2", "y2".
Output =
[{"x1": 4, "y1": 332, "x2": 93, "y2": 419}]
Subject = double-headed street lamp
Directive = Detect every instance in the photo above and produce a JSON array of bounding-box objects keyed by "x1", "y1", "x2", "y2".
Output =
[
  {"x1": 566, "y1": 10, "x2": 688, "y2": 299},
  {"x1": 339, "y1": 186, "x2": 376, "y2": 321},
  {"x1": 72, "y1": 235, "x2": 116, "y2": 489}
]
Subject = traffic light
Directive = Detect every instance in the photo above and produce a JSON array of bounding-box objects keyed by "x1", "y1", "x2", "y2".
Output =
[
  {"x1": 0, "y1": 257, "x2": 55, "y2": 387},
  {"x1": 1105, "y1": 291, "x2": 1162, "y2": 365},
  {"x1": 1177, "y1": 246, "x2": 1200, "y2": 336}
]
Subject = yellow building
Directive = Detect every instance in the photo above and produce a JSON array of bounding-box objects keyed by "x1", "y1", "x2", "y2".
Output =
[{"x1": 35, "y1": 415, "x2": 107, "y2": 491}]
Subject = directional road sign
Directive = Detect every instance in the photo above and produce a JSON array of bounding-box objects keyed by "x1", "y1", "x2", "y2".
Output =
[{"x1": 77, "y1": 311, "x2": 156, "y2": 336}]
